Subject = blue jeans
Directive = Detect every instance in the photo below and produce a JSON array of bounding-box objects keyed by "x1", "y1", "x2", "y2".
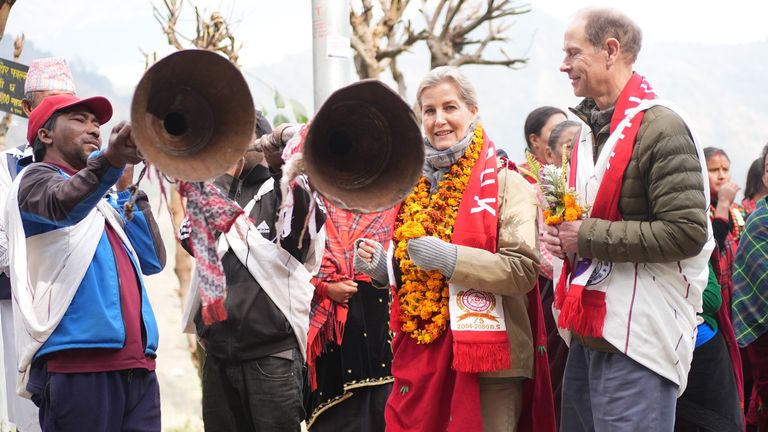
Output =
[
  {"x1": 202, "y1": 350, "x2": 306, "y2": 432},
  {"x1": 561, "y1": 340, "x2": 677, "y2": 431}
]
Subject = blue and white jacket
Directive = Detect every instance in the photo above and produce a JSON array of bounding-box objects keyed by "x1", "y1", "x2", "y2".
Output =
[{"x1": 15, "y1": 151, "x2": 165, "y2": 360}]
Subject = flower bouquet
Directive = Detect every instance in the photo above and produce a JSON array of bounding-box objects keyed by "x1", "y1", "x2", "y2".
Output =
[{"x1": 520, "y1": 151, "x2": 587, "y2": 225}]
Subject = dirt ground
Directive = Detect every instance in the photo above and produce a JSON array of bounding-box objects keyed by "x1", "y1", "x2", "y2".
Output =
[
  {"x1": 145, "y1": 192, "x2": 309, "y2": 432},
  {"x1": 145, "y1": 207, "x2": 204, "y2": 432}
]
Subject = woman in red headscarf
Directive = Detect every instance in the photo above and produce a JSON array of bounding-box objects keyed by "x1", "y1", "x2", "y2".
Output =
[{"x1": 704, "y1": 146, "x2": 747, "y2": 420}]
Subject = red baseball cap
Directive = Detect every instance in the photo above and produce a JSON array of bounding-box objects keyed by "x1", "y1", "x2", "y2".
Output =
[{"x1": 26, "y1": 94, "x2": 113, "y2": 146}]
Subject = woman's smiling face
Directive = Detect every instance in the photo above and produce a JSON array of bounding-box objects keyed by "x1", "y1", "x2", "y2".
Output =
[{"x1": 419, "y1": 81, "x2": 478, "y2": 151}]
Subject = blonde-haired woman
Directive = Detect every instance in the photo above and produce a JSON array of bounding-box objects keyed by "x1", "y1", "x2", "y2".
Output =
[{"x1": 355, "y1": 66, "x2": 554, "y2": 432}]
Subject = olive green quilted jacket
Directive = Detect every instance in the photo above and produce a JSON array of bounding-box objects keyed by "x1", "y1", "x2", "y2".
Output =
[{"x1": 571, "y1": 98, "x2": 708, "y2": 263}]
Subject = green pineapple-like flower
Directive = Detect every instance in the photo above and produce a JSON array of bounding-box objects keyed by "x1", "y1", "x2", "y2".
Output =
[{"x1": 521, "y1": 150, "x2": 542, "y2": 181}]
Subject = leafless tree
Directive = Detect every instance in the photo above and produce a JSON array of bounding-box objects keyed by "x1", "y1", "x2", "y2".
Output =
[
  {"x1": 350, "y1": 0, "x2": 426, "y2": 95},
  {"x1": 350, "y1": 0, "x2": 530, "y2": 96},
  {"x1": 153, "y1": 0, "x2": 242, "y2": 65}
]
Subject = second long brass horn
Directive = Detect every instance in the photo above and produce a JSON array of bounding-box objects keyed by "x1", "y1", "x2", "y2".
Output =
[
  {"x1": 304, "y1": 80, "x2": 424, "y2": 212},
  {"x1": 131, "y1": 49, "x2": 255, "y2": 181}
]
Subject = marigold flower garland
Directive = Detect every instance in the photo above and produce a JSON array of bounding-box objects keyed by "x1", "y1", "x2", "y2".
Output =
[{"x1": 392, "y1": 124, "x2": 483, "y2": 344}]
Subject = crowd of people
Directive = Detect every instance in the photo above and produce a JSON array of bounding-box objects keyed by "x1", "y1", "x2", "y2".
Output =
[{"x1": 0, "y1": 6, "x2": 764, "y2": 432}]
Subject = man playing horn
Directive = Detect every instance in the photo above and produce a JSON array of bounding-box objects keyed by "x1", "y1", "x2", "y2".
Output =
[
  {"x1": 6, "y1": 94, "x2": 166, "y2": 430},
  {"x1": 0, "y1": 57, "x2": 77, "y2": 432},
  {"x1": 179, "y1": 114, "x2": 326, "y2": 432},
  {"x1": 543, "y1": 8, "x2": 713, "y2": 430}
]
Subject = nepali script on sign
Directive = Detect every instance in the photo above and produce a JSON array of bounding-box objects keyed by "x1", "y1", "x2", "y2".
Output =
[{"x1": 0, "y1": 58, "x2": 28, "y2": 117}]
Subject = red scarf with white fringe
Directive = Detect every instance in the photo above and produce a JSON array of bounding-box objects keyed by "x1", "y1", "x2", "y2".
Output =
[
  {"x1": 555, "y1": 73, "x2": 655, "y2": 337},
  {"x1": 450, "y1": 132, "x2": 510, "y2": 371}
]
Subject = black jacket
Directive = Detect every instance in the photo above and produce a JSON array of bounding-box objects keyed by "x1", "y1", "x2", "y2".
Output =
[{"x1": 181, "y1": 165, "x2": 324, "y2": 361}]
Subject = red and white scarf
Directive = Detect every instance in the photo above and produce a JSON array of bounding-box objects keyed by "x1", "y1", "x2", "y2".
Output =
[
  {"x1": 555, "y1": 74, "x2": 655, "y2": 337},
  {"x1": 449, "y1": 132, "x2": 510, "y2": 372},
  {"x1": 383, "y1": 131, "x2": 509, "y2": 432},
  {"x1": 178, "y1": 181, "x2": 244, "y2": 325}
]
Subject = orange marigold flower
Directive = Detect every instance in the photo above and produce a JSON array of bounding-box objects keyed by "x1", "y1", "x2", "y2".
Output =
[
  {"x1": 545, "y1": 214, "x2": 563, "y2": 225},
  {"x1": 564, "y1": 207, "x2": 580, "y2": 221},
  {"x1": 402, "y1": 320, "x2": 418, "y2": 333},
  {"x1": 563, "y1": 194, "x2": 576, "y2": 208},
  {"x1": 426, "y1": 278, "x2": 442, "y2": 290},
  {"x1": 418, "y1": 331, "x2": 433, "y2": 344},
  {"x1": 432, "y1": 313, "x2": 447, "y2": 327}
]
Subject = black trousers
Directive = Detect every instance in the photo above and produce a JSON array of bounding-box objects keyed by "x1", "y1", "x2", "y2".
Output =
[
  {"x1": 202, "y1": 351, "x2": 306, "y2": 432},
  {"x1": 675, "y1": 330, "x2": 744, "y2": 432}
]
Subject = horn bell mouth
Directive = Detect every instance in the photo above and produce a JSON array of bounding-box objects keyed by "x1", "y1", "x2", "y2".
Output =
[
  {"x1": 131, "y1": 49, "x2": 255, "y2": 182},
  {"x1": 304, "y1": 79, "x2": 424, "y2": 213}
]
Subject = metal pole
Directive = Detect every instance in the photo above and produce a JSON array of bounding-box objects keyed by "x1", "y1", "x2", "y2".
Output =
[{"x1": 312, "y1": 0, "x2": 354, "y2": 112}]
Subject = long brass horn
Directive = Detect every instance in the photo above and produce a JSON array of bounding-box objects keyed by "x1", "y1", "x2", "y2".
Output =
[
  {"x1": 303, "y1": 80, "x2": 424, "y2": 212},
  {"x1": 131, "y1": 49, "x2": 255, "y2": 181}
]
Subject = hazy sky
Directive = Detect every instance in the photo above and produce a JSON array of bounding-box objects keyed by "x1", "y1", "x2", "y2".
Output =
[
  {"x1": 5, "y1": 0, "x2": 767, "y2": 94},
  {"x1": 536, "y1": 0, "x2": 768, "y2": 45}
]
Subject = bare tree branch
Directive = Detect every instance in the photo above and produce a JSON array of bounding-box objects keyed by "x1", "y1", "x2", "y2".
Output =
[
  {"x1": 350, "y1": 4, "x2": 382, "y2": 78},
  {"x1": 426, "y1": 0, "x2": 530, "y2": 69},
  {"x1": 426, "y1": 0, "x2": 448, "y2": 34},
  {"x1": 379, "y1": 20, "x2": 427, "y2": 59},
  {"x1": 349, "y1": 0, "x2": 530, "y2": 95},
  {"x1": 152, "y1": 0, "x2": 242, "y2": 65},
  {"x1": 140, "y1": 49, "x2": 159, "y2": 71},
  {"x1": 362, "y1": 0, "x2": 375, "y2": 23},
  {"x1": 389, "y1": 57, "x2": 407, "y2": 96},
  {"x1": 192, "y1": 11, "x2": 242, "y2": 65},
  {"x1": 439, "y1": 0, "x2": 465, "y2": 38},
  {"x1": 450, "y1": 55, "x2": 526, "y2": 67},
  {"x1": 350, "y1": 0, "x2": 423, "y2": 92},
  {"x1": 153, "y1": 0, "x2": 186, "y2": 50},
  {"x1": 457, "y1": 0, "x2": 528, "y2": 38},
  {"x1": 13, "y1": 32, "x2": 23, "y2": 57}
]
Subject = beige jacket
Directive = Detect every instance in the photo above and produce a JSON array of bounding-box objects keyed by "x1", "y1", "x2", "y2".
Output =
[{"x1": 449, "y1": 161, "x2": 540, "y2": 378}]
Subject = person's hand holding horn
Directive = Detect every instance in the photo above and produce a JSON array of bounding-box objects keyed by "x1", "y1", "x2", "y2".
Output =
[
  {"x1": 256, "y1": 123, "x2": 295, "y2": 172},
  {"x1": 104, "y1": 121, "x2": 143, "y2": 168}
]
